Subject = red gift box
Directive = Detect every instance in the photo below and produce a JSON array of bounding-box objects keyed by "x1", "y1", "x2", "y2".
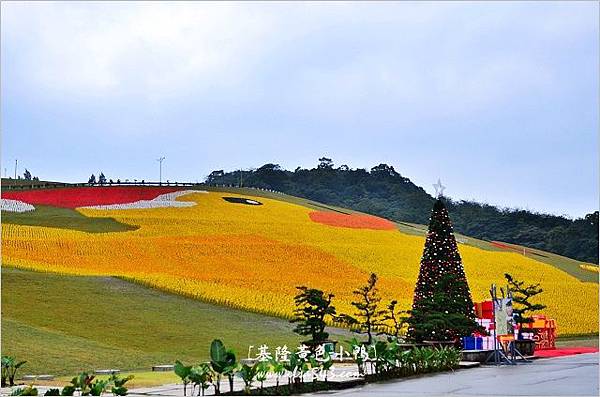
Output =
[
  {"x1": 522, "y1": 315, "x2": 557, "y2": 350},
  {"x1": 474, "y1": 301, "x2": 494, "y2": 319}
]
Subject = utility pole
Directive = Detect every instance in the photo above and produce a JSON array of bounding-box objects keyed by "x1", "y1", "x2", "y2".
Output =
[
  {"x1": 14, "y1": 159, "x2": 17, "y2": 179},
  {"x1": 157, "y1": 157, "x2": 165, "y2": 185}
]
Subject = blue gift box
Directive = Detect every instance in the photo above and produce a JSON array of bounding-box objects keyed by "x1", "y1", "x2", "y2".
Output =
[{"x1": 462, "y1": 336, "x2": 483, "y2": 350}]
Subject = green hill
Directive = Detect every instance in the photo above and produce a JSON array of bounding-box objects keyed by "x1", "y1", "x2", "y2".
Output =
[{"x1": 2, "y1": 267, "x2": 351, "y2": 376}]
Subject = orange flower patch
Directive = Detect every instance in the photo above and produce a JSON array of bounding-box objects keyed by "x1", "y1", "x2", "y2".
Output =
[{"x1": 309, "y1": 211, "x2": 396, "y2": 230}]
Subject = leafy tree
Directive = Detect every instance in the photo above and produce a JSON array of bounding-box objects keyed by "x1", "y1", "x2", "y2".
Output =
[
  {"x1": 88, "y1": 174, "x2": 96, "y2": 184},
  {"x1": 290, "y1": 286, "x2": 337, "y2": 345},
  {"x1": 206, "y1": 170, "x2": 225, "y2": 184},
  {"x1": 341, "y1": 273, "x2": 387, "y2": 344},
  {"x1": 407, "y1": 199, "x2": 479, "y2": 342},
  {"x1": 23, "y1": 169, "x2": 32, "y2": 180},
  {"x1": 504, "y1": 273, "x2": 547, "y2": 339},
  {"x1": 407, "y1": 273, "x2": 483, "y2": 342},
  {"x1": 98, "y1": 172, "x2": 107, "y2": 185},
  {"x1": 381, "y1": 300, "x2": 409, "y2": 340},
  {"x1": 317, "y1": 157, "x2": 334, "y2": 169},
  {"x1": 370, "y1": 164, "x2": 399, "y2": 178}
]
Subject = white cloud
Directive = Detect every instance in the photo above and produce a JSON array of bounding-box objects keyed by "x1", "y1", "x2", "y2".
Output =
[
  {"x1": 2, "y1": 1, "x2": 593, "y2": 111},
  {"x1": 2, "y1": 2, "x2": 275, "y2": 99}
]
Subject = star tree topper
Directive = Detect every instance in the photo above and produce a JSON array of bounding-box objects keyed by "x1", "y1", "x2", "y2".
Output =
[{"x1": 433, "y1": 178, "x2": 446, "y2": 198}]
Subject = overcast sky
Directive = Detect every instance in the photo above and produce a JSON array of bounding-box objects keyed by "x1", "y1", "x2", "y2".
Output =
[{"x1": 2, "y1": 1, "x2": 598, "y2": 217}]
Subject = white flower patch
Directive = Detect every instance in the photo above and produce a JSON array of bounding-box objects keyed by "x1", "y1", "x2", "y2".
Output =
[
  {"x1": 1, "y1": 198, "x2": 36, "y2": 213},
  {"x1": 83, "y1": 190, "x2": 207, "y2": 210}
]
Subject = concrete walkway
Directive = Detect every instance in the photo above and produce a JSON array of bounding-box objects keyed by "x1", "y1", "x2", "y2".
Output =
[{"x1": 326, "y1": 353, "x2": 599, "y2": 396}]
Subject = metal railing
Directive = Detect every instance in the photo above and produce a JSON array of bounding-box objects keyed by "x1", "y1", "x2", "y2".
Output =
[{"x1": 1, "y1": 180, "x2": 286, "y2": 195}]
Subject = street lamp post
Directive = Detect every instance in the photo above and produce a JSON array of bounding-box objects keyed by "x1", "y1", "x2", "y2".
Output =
[{"x1": 157, "y1": 157, "x2": 165, "y2": 185}]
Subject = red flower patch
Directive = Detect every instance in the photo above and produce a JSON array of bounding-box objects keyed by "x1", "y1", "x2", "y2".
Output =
[
  {"x1": 1, "y1": 187, "x2": 182, "y2": 209},
  {"x1": 309, "y1": 211, "x2": 396, "y2": 230}
]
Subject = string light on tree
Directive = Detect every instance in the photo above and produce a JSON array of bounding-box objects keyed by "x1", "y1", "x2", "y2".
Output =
[{"x1": 407, "y1": 181, "x2": 480, "y2": 342}]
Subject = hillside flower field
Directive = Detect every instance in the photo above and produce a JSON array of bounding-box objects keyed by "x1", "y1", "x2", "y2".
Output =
[{"x1": 2, "y1": 189, "x2": 597, "y2": 335}]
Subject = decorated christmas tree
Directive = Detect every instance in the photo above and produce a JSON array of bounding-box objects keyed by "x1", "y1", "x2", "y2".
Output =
[{"x1": 407, "y1": 191, "x2": 480, "y2": 342}]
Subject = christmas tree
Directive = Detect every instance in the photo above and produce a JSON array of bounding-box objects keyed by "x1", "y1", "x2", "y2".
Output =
[{"x1": 407, "y1": 197, "x2": 479, "y2": 342}]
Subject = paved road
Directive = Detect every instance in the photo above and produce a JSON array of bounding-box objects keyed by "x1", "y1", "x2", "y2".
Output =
[{"x1": 325, "y1": 353, "x2": 599, "y2": 396}]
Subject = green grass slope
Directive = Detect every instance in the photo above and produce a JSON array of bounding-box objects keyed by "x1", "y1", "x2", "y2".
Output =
[
  {"x1": 1, "y1": 268, "x2": 353, "y2": 376},
  {"x1": 1, "y1": 205, "x2": 136, "y2": 233}
]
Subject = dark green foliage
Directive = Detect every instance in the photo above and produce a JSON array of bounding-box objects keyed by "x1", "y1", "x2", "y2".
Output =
[
  {"x1": 174, "y1": 361, "x2": 192, "y2": 396},
  {"x1": 290, "y1": 287, "x2": 336, "y2": 344},
  {"x1": 43, "y1": 389, "x2": 60, "y2": 396},
  {"x1": 60, "y1": 386, "x2": 75, "y2": 396},
  {"x1": 109, "y1": 374, "x2": 134, "y2": 396},
  {"x1": 71, "y1": 372, "x2": 95, "y2": 396},
  {"x1": 1, "y1": 356, "x2": 27, "y2": 387},
  {"x1": 341, "y1": 274, "x2": 387, "y2": 344},
  {"x1": 23, "y1": 169, "x2": 32, "y2": 181},
  {"x1": 98, "y1": 173, "x2": 107, "y2": 185},
  {"x1": 408, "y1": 199, "x2": 480, "y2": 342},
  {"x1": 209, "y1": 339, "x2": 237, "y2": 394},
  {"x1": 346, "y1": 339, "x2": 461, "y2": 379},
  {"x1": 189, "y1": 363, "x2": 212, "y2": 396},
  {"x1": 504, "y1": 273, "x2": 547, "y2": 338},
  {"x1": 237, "y1": 363, "x2": 258, "y2": 394},
  {"x1": 204, "y1": 160, "x2": 598, "y2": 264},
  {"x1": 88, "y1": 174, "x2": 96, "y2": 184},
  {"x1": 407, "y1": 274, "x2": 483, "y2": 342},
  {"x1": 89, "y1": 378, "x2": 109, "y2": 396}
]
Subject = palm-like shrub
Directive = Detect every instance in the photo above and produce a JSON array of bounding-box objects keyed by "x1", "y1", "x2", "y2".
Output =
[
  {"x1": 346, "y1": 339, "x2": 462, "y2": 379},
  {"x1": 174, "y1": 361, "x2": 192, "y2": 396},
  {"x1": 255, "y1": 361, "x2": 270, "y2": 391},
  {"x1": 237, "y1": 363, "x2": 257, "y2": 394},
  {"x1": 269, "y1": 358, "x2": 286, "y2": 391},
  {"x1": 189, "y1": 363, "x2": 213, "y2": 396},
  {"x1": 210, "y1": 339, "x2": 237, "y2": 394},
  {"x1": 70, "y1": 372, "x2": 95, "y2": 396},
  {"x1": 1, "y1": 356, "x2": 27, "y2": 387}
]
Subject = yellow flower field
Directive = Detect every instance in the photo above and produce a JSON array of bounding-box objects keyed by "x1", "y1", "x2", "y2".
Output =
[
  {"x1": 580, "y1": 264, "x2": 599, "y2": 273},
  {"x1": 2, "y1": 191, "x2": 598, "y2": 335}
]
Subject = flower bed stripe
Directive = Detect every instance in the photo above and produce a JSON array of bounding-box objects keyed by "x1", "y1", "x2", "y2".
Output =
[
  {"x1": 309, "y1": 211, "x2": 397, "y2": 230},
  {"x1": 1, "y1": 187, "x2": 183, "y2": 209},
  {"x1": 82, "y1": 190, "x2": 207, "y2": 210},
  {"x1": 1, "y1": 199, "x2": 35, "y2": 213}
]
